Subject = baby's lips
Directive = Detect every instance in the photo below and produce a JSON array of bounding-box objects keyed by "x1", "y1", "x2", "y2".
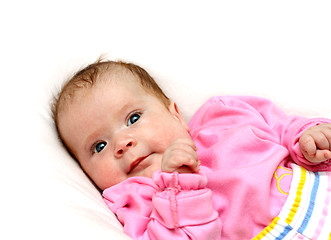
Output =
[{"x1": 128, "y1": 154, "x2": 152, "y2": 174}]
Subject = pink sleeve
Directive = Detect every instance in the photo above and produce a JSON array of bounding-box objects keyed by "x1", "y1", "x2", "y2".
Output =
[
  {"x1": 232, "y1": 96, "x2": 331, "y2": 171},
  {"x1": 226, "y1": 96, "x2": 331, "y2": 171},
  {"x1": 283, "y1": 118, "x2": 331, "y2": 171},
  {"x1": 103, "y1": 171, "x2": 221, "y2": 240},
  {"x1": 190, "y1": 96, "x2": 331, "y2": 171}
]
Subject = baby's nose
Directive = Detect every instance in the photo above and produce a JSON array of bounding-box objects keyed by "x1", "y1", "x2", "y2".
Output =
[{"x1": 114, "y1": 139, "x2": 135, "y2": 158}]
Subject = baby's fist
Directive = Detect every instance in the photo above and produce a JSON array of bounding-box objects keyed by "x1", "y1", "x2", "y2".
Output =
[
  {"x1": 299, "y1": 123, "x2": 331, "y2": 163},
  {"x1": 162, "y1": 138, "x2": 200, "y2": 174}
]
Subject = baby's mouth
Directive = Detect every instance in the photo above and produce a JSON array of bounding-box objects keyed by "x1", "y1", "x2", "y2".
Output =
[{"x1": 128, "y1": 154, "x2": 151, "y2": 174}]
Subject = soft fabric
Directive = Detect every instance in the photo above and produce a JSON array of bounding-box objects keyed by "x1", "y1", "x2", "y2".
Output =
[
  {"x1": 253, "y1": 164, "x2": 331, "y2": 239},
  {"x1": 103, "y1": 96, "x2": 331, "y2": 240},
  {"x1": 104, "y1": 170, "x2": 222, "y2": 239}
]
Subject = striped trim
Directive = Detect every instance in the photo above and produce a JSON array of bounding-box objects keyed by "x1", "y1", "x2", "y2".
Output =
[
  {"x1": 253, "y1": 217, "x2": 280, "y2": 240},
  {"x1": 312, "y1": 172, "x2": 331, "y2": 239},
  {"x1": 252, "y1": 164, "x2": 331, "y2": 240},
  {"x1": 285, "y1": 167, "x2": 307, "y2": 225},
  {"x1": 297, "y1": 172, "x2": 320, "y2": 233}
]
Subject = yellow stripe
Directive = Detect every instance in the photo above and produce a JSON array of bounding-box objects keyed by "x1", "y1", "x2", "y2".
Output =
[
  {"x1": 251, "y1": 217, "x2": 280, "y2": 240},
  {"x1": 285, "y1": 166, "x2": 307, "y2": 225},
  {"x1": 329, "y1": 231, "x2": 331, "y2": 240},
  {"x1": 252, "y1": 166, "x2": 308, "y2": 240}
]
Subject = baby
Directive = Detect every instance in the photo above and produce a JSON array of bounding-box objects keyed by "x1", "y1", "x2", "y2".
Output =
[{"x1": 52, "y1": 59, "x2": 331, "y2": 240}]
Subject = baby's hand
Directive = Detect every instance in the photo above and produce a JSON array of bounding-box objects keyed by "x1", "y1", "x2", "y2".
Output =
[
  {"x1": 299, "y1": 123, "x2": 331, "y2": 163},
  {"x1": 162, "y1": 138, "x2": 200, "y2": 174}
]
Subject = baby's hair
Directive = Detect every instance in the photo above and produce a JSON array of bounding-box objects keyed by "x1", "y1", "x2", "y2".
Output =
[{"x1": 51, "y1": 58, "x2": 170, "y2": 159}]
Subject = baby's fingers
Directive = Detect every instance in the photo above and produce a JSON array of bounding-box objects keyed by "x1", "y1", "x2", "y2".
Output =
[
  {"x1": 311, "y1": 149, "x2": 331, "y2": 163},
  {"x1": 300, "y1": 134, "x2": 317, "y2": 158},
  {"x1": 300, "y1": 133, "x2": 331, "y2": 163},
  {"x1": 174, "y1": 147, "x2": 200, "y2": 173},
  {"x1": 314, "y1": 130, "x2": 331, "y2": 151},
  {"x1": 162, "y1": 150, "x2": 200, "y2": 173},
  {"x1": 162, "y1": 139, "x2": 200, "y2": 173}
]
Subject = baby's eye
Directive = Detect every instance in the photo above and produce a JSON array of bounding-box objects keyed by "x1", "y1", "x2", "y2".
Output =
[
  {"x1": 93, "y1": 141, "x2": 107, "y2": 153},
  {"x1": 127, "y1": 113, "x2": 141, "y2": 126}
]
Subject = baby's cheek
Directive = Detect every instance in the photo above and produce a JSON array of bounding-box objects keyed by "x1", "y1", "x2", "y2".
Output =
[{"x1": 93, "y1": 166, "x2": 124, "y2": 190}]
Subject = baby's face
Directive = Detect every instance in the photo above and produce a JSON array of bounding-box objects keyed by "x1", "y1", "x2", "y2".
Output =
[{"x1": 58, "y1": 72, "x2": 191, "y2": 190}]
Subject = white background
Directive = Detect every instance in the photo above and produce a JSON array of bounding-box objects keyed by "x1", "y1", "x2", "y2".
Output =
[{"x1": 0, "y1": 1, "x2": 330, "y2": 239}]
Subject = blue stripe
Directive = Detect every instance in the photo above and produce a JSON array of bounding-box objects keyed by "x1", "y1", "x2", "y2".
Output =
[
  {"x1": 275, "y1": 225, "x2": 293, "y2": 240},
  {"x1": 297, "y1": 172, "x2": 320, "y2": 233}
]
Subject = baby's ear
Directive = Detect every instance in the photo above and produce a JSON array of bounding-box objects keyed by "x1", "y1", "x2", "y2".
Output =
[{"x1": 168, "y1": 101, "x2": 189, "y2": 132}]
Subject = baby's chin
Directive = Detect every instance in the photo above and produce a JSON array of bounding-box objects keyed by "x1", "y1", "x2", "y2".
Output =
[{"x1": 135, "y1": 164, "x2": 162, "y2": 179}]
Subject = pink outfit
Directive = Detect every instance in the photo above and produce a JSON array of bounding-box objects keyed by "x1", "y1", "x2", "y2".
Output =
[{"x1": 103, "y1": 96, "x2": 331, "y2": 239}]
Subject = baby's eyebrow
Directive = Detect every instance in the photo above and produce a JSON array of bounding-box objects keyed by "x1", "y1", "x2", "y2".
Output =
[{"x1": 118, "y1": 102, "x2": 135, "y2": 115}]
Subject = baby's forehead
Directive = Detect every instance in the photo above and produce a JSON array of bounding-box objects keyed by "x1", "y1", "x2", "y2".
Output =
[
  {"x1": 79, "y1": 67, "x2": 141, "y2": 94},
  {"x1": 72, "y1": 71, "x2": 143, "y2": 102},
  {"x1": 58, "y1": 65, "x2": 159, "y2": 120},
  {"x1": 59, "y1": 74, "x2": 148, "y2": 123},
  {"x1": 99, "y1": 67, "x2": 140, "y2": 84}
]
